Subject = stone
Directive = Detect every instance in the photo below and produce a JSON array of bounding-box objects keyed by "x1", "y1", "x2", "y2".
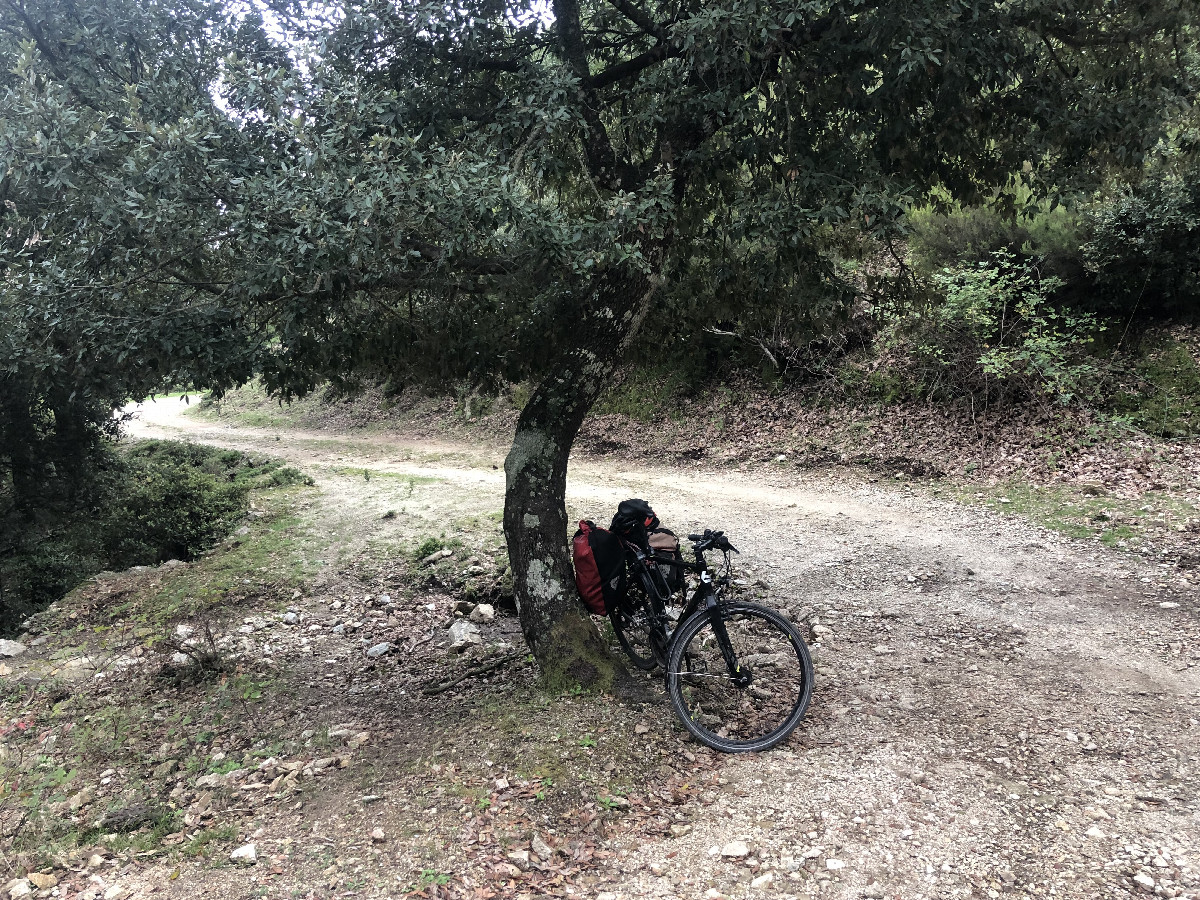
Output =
[
  {"x1": 365, "y1": 643, "x2": 391, "y2": 658},
  {"x1": 863, "y1": 883, "x2": 885, "y2": 899},
  {"x1": 1160, "y1": 602, "x2": 1179, "y2": 609},
  {"x1": 87, "y1": 855, "x2": 104, "y2": 868},
  {"x1": 27, "y1": 874, "x2": 55, "y2": 891},
  {"x1": 468, "y1": 603, "x2": 495, "y2": 623},
  {"x1": 196, "y1": 773, "x2": 226, "y2": 789},
  {"x1": 230, "y1": 844, "x2": 257, "y2": 864},
  {"x1": 447, "y1": 620, "x2": 482, "y2": 652},
  {"x1": 466, "y1": 565, "x2": 487, "y2": 576},
  {"x1": 1134, "y1": 873, "x2": 1155, "y2": 893},
  {"x1": 531, "y1": 834, "x2": 554, "y2": 859},
  {"x1": 7, "y1": 880, "x2": 31, "y2": 900},
  {"x1": 0, "y1": 640, "x2": 26, "y2": 658},
  {"x1": 670, "y1": 824, "x2": 692, "y2": 837},
  {"x1": 811, "y1": 624, "x2": 832, "y2": 636},
  {"x1": 282, "y1": 612, "x2": 300, "y2": 625},
  {"x1": 506, "y1": 850, "x2": 530, "y2": 869},
  {"x1": 102, "y1": 887, "x2": 128, "y2": 900},
  {"x1": 152, "y1": 760, "x2": 177, "y2": 779},
  {"x1": 750, "y1": 873, "x2": 774, "y2": 890},
  {"x1": 721, "y1": 841, "x2": 750, "y2": 858},
  {"x1": 370, "y1": 827, "x2": 386, "y2": 843},
  {"x1": 597, "y1": 894, "x2": 617, "y2": 900},
  {"x1": 825, "y1": 859, "x2": 846, "y2": 870},
  {"x1": 1086, "y1": 826, "x2": 1106, "y2": 839},
  {"x1": 634, "y1": 723, "x2": 650, "y2": 735}
]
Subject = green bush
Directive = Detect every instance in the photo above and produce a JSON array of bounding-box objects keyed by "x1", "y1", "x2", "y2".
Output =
[
  {"x1": 103, "y1": 458, "x2": 248, "y2": 568},
  {"x1": 0, "y1": 440, "x2": 306, "y2": 633},
  {"x1": 878, "y1": 250, "x2": 1104, "y2": 403},
  {"x1": 1083, "y1": 168, "x2": 1200, "y2": 319}
]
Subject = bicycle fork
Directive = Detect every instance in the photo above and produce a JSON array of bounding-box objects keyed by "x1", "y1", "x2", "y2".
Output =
[{"x1": 703, "y1": 595, "x2": 753, "y2": 689}]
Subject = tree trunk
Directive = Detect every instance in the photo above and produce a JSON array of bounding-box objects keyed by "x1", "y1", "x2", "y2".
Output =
[{"x1": 502, "y1": 264, "x2": 658, "y2": 690}]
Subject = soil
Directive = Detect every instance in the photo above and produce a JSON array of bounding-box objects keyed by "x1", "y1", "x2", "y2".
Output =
[{"x1": 2, "y1": 397, "x2": 1197, "y2": 900}]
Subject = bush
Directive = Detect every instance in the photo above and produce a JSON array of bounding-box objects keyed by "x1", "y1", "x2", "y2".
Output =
[
  {"x1": 878, "y1": 250, "x2": 1104, "y2": 404},
  {"x1": 0, "y1": 440, "x2": 305, "y2": 633},
  {"x1": 1083, "y1": 169, "x2": 1200, "y2": 319}
]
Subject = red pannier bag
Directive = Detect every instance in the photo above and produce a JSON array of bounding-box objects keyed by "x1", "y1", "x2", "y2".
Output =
[{"x1": 572, "y1": 520, "x2": 627, "y2": 615}]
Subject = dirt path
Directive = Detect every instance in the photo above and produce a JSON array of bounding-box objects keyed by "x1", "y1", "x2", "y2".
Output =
[{"x1": 113, "y1": 400, "x2": 1200, "y2": 899}]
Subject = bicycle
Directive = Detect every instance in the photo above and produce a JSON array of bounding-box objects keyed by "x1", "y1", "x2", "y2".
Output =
[{"x1": 609, "y1": 528, "x2": 814, "y2": 753}]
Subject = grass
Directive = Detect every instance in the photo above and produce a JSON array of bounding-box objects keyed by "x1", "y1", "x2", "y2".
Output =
[
  {"x1": 1107, "y1": 333, "x2": 1200, "y2": 438},
  {"x1": 950, "y1": 480, "x2": 1198, "y2": 549}
]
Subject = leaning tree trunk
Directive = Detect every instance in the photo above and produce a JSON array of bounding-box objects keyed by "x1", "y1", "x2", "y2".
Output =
[{"x1": 502, "y1": 264, "x2": 658, "y2": 691}]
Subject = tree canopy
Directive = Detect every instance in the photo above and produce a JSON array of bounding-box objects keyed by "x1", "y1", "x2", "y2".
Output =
[{"x1": 2, "y1": 0, "x2": 1196, "y2": 679}]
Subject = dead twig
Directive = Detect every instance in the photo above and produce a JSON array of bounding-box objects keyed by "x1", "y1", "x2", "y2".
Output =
[{"x1": 421, "y1": 652, "x2": 524, "y2": 696}]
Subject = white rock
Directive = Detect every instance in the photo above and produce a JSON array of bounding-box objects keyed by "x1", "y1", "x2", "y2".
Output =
[
  {"x1": 0, "y1": 640, "x2": 26, "y2": 658},
  {"x1": 750, "y1": 872, "x2": 774, "y2": 889},
  {"x1": 1086, "y1": 826, "x2": 1106, "y2": 839},
  {"x1": 230, "y1": 844, "x2": 257, "y2": 864},
  {"x1": 282, "y1": 612, "x2": 300, "y2": 625},
  {"x1": 531, "y1": 833, "x2": 554, "y2": 859},
  {"x1": 826, "y1": 858, "x2": 846, "y2": 870},
  {"x1": 1160, "y1": 602, "x2": 1179, "y2": 609},
  {"x1": 102, "y1": 886, "x2": 128, "y2": 900},
  {"x1": 811, "y1": 624, "x2": 832, "y2": 636},
  {"x1": 1133, "y1": 872, "x2": 1155, "y2": 892},
  {"x1": 196, "y1": 773, "x2": 226, "y2": 789},
  {"x1": 365, "y1": 643, "x2": 390, "y2": 658},
  {"x1": 721, "y1": 841, "x2": 750, "y2": 858},
  {"x1": 447, "y1": 620, "x2": 482, "y2": 652},
  {"x1": 7, "y1": 880, "x2": 32, "y2": 900},
  {"x1": 469, "y1": 603, "x2": 495, "y2": 623}
]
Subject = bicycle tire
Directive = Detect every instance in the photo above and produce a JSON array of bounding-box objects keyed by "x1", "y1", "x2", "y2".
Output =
[
  {"x1": 666, "y1": 602, "x2": 813, "y2": 753},
  {"x1": 608, "y1": 603, "x2": 660, "y2": 670}
]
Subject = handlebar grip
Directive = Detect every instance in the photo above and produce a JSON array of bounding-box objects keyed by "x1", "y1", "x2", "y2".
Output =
[{"x1": 687, "y1": 534, "x2": 705, "y2": 542}]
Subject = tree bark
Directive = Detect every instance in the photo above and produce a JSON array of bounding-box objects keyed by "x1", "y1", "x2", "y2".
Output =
[{"x1": 502, "y1": 263, "x2": 658, "y2": 690}]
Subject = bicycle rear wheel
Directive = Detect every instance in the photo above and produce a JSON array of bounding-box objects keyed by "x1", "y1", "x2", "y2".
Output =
[
  {"x1": 609, "y1": 570, "x2": 670, "y2": 670},
  {"x1": 666, "y1": 602, "x2": 813, "y2": 753}
]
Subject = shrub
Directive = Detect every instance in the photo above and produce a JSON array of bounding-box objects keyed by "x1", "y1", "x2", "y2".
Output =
[
  {"x1": 879, "y1": 250, "x2": 1104, "y2": 404},
  {"x1": 1083, "y1": 169, "x2": 1200, "y2": 319}
]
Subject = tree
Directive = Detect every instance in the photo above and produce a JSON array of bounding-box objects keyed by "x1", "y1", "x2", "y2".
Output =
[{"x1": 2, "y1": 0, "x2": 1195, "y2": 683}]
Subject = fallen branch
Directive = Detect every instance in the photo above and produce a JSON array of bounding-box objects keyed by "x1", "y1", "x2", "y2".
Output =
[{"x1": 421, "y1": 652, "x2": 524, "y2": 696}]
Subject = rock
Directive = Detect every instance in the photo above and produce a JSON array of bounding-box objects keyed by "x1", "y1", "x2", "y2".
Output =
[
  {"x1": 7, "y1": 880, "x2": 31, "y2": 900},
  {"x1": 162, "y1": 558, "x2": 187, "y2": 569},
  {"x1": 468, "y1": 603, "x2": 495, "y2": 623},
  {"x1": 196, "y1": 773, "x2": 226, "y2": 789},
  {"x1": 230, "y1": 844, "x2": 257, "y2": 864},
  {"x1": 863, "y1": 883, "x2": 885, "y2": 899},
  {"x1": 1085, "y1": 826, "x2": 1106, "y2": 839},
  {"x1": 447, "y1": 620, "x2": 482, "y2": 652},
  {"x1": 454, "y1": 600, "x2": 476, "y2": 615},
  {"x1": 750, "y1": 872, "x2": 774, "y2": 889},
  {"x1": 1133, "y1": 873, "x2": 1155, "y2": 893},
  {"x1": 825, "y1": 858, "x2": 846, "y2": 870},
  {"x1": 0, "y1": 640, "x2": 26, "y2": 658},
  {"x1": 68, "y1": 787, "x2": 95, "y2": 810},
  {"x1": 811, "y1": 624, "x2": 832, "y2": 636},
  {"x1": 721, "y1": 841, "x2": 750, "y2": 858},
  {"x1": 282, "y1": 612, "x2": 300, "y2": 625},
  {"x1": 634, "y1": 723, "x2": 650, "y2": 735},
  {"x1": 597, "y1": 894, "x2": 617, "y2": 900},
  {"x1": 365, "y1": 643, "x2": 391, "y2": 658},
  {"x1": 670, "y1": 824, "x2": 692, "y2": 837},
  {"x1": 531, "y1": 833, "x2": 554, "y2": 859},
  {"x1": 370, "y1": 827, "x2": 386, "y2": 843},
  {"x1": 152, "y1": 760, "x2": 177, "y2": 779},
  {"x1": 102, "y1": 887, "x2": 128, "y2": 900},
  {"x1": 465, "y1": 565, "x2": 487, "y2": 576},
  {"x1": 506, "y1": 850, "x2": 530, "y2": 870},
  {"x1": 87, "y1": 855, "x2": 104, "y2": 868},
  {"x1": 1160, "y1": 602, "x2": 1179, "y2": 609},
  {"x1": 27, "y1": 874, "x2": 56, "y2": 891}
]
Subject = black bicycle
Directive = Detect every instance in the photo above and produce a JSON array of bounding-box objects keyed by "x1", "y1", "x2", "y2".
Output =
[{"x1": 610, "y1": 529, "x2": 814, "y2": 753}]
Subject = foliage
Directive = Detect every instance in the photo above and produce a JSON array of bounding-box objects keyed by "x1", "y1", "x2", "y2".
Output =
[
  {"x1": 878, "y1": 250, "x2": 1103, "y2": 404},
  {"x1": 0, "y1": 441, "x2": 302, "y2": 633},
  {"x1": 1106, "y1": 332, "x2": 1200, "y2": 438},
  {"x1": 1082, "y1": 163, "x2": 1200, "y2": 319}
]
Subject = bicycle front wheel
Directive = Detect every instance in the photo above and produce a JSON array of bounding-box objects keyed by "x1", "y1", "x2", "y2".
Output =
[
  {"x1": 666, "y1": 602, "x2": 813, "y2": 753},
  {"x1": 609, "y1": 602, "x2": 662, "y2": 670}
]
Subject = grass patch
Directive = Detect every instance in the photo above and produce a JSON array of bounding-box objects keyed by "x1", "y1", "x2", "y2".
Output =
[
  {"x1": 1107, "y1": 335, "x2": 1200, "y2": 438},
  {"x1": 952, "y1": 480, "x2": 1198, "y2": 549},
  {"x1": 594, "y1": 365, "x2": 688, "y2": 422}
]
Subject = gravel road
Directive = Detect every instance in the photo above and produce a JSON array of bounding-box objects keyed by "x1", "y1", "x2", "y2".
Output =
[{"x1": 126, "y1": 397, "x2": 1200, "y2": 900}]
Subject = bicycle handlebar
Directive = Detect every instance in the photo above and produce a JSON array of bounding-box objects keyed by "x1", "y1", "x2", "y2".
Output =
[{"x1": 687, "y1": 529, "x2": 738, "y2": 554}]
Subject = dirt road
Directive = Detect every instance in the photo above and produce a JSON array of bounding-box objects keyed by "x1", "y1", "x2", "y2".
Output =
[{"x1": 123, "y1": 397, "x2": 1199, "y2": 900}]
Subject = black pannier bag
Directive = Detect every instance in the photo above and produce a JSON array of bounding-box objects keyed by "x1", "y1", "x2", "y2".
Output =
[
  {"x1": 572, "y1": 520, "x2": 626, "y2": 615},
  {"x1": 610, "y1": 498, "x2": 659, "y2": 547}
]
